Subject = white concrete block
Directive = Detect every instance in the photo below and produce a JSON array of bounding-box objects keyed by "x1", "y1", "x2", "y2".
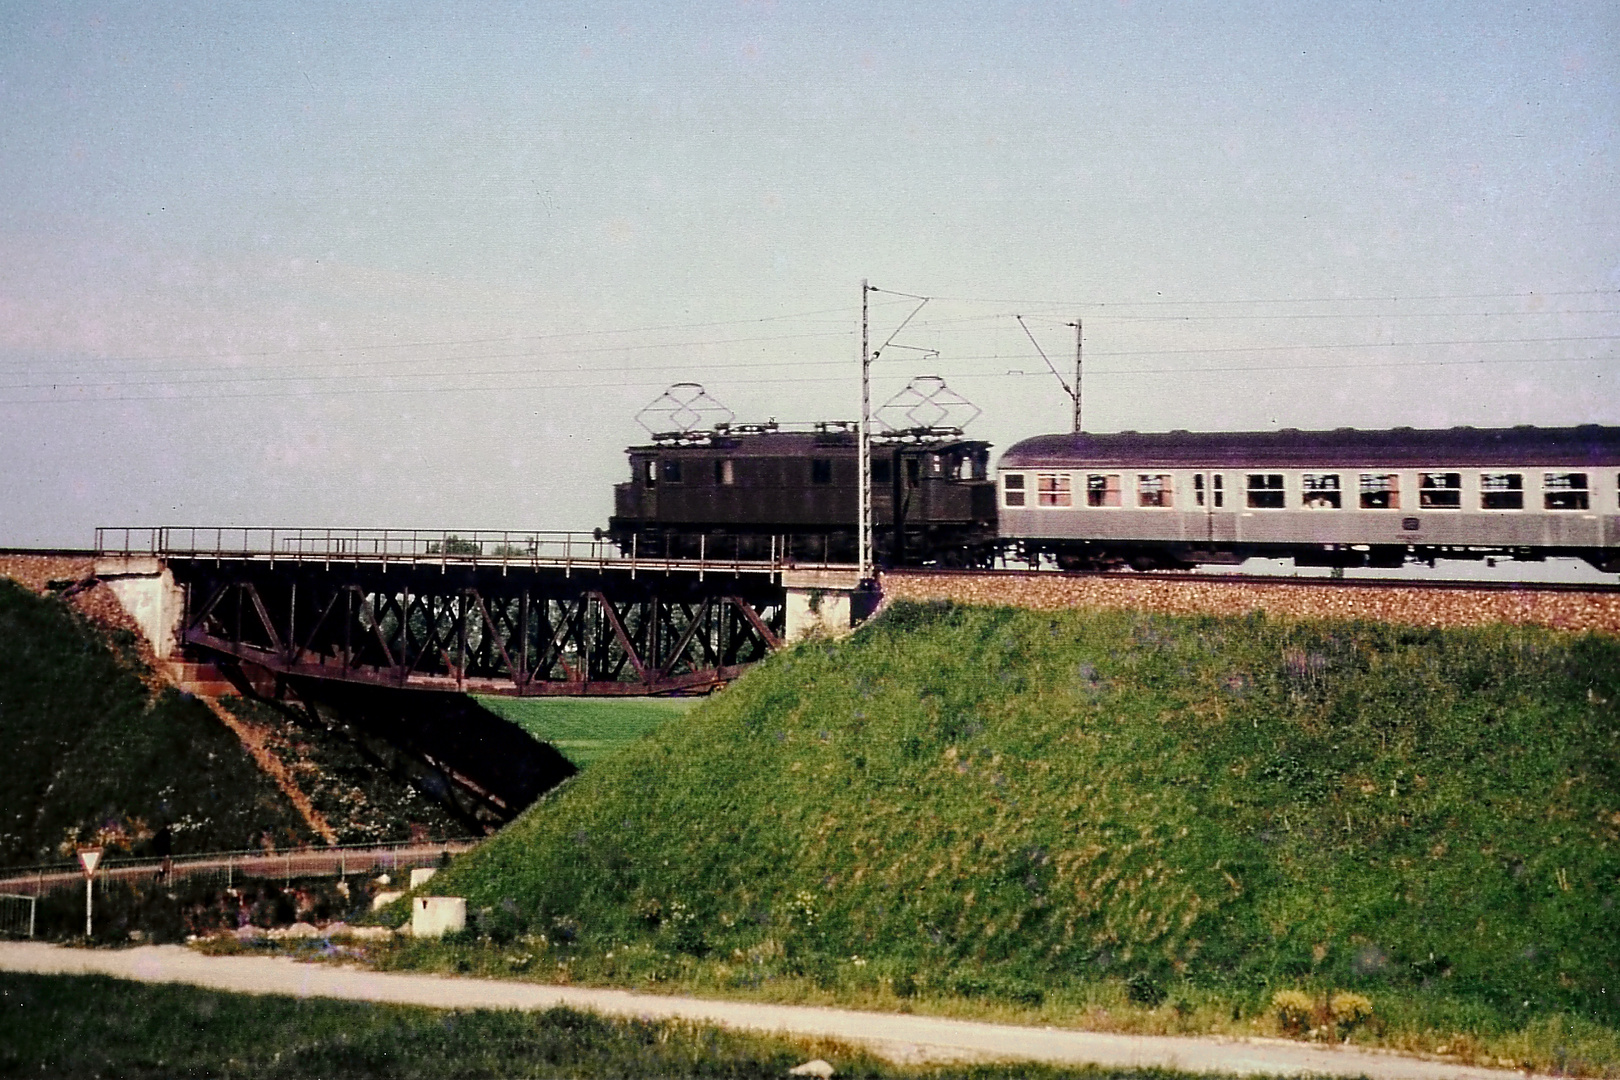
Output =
[
  {"x1": 409, "y1": 867, "x2": 438, "y2": 889},
  {"x1": 411, "y1": 896, "x2": 466, "y2": 938}
]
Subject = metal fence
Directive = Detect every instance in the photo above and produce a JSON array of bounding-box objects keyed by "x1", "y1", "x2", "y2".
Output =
[
  {"x1": 0, "y1": 840, "x2": 479, "y2": 903},
  {"x1": 93, "y1": 526, "x2": 852, "y2": 576},
  {"x1": 0, "y1": 894, "x2": 36, "y2": 939}
]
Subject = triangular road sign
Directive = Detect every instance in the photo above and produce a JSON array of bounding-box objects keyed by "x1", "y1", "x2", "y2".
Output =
[{"x1": 77, "y1": 847, "x2": 102, "y2": 877}]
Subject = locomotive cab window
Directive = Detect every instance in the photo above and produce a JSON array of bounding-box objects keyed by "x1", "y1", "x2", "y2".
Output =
[
  {"x1": 1038, "y1": 473, "x2": 1073, "y2": 507},
  {"x1": 1086, "y1": 474, "x2": 1122, "y2": 507},
  {"x1": 871, "y1": 459, "x2": 892, "y2": 484},
  {"x1": 1002, "y1": 473, "x2": 1026, "y2": 507},
  {"x1": 1359, "y1": 473, "x2": 1399, "y2": 509},
  {"x1": 1246, "y1": 473, "x2": 1285, "y2": 509},
  {"x1": 810, "y1": 458, "x2": 833, "y2": 485},
  {"x1": 715, "y1": 459, "x2": 735, "y2": 486},
  {"x1": 644, "y1": 460, "x2": 657, "y2": 487},
  {"x1": 661, "y1": 460, "x2": 682, "y2": 484},
  {"x1": 1301, "y1": 473, "x2": 1341, "y2": 509},
  {"x1": 1480, "y1": 473, "x2": 1524, "y2": 510},
  {"x1": 1419, "y1": 472, "x2": 1462, "y2": 509},
  {"x1": 1137, "y1": 474, "x2": 1173, "y2": 508},
  {"x1": 1544, "y1": 473, "x2": 1588, "y2": 510},
  {"x1": 952, "y1": 453, "x2": 984, "y2": 481}
]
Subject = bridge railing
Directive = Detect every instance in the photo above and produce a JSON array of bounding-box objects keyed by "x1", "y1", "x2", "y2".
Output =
[{"x1": 94, "y1": 527, "x2": 855, "y2": 575}]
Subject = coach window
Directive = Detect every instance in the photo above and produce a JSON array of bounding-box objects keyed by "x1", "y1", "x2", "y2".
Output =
[
  {"x1": 1085, "y1": 474, "x2": 1121, "y2": 507},
  {"x1": 1359, "y1": 473, "x2": 1399, "y2": 509},
  {"x1": 810, "y1": 458, "x2": 833, "y2": 485},
  {"x1": 1002, "y1": 473, "x2": 1026, "y2": 507},
  {"x1": 715, "y1": 459, "x2": 735, "y2": 486},
  {"x1": 1419, "y1": 472, "x2": 1462, "y2": 509},
  {"x1": 1543, "y1": 473, "x2": 1589, "y2": 511},
  {"x1": 1038, "y1": 473, "x2": 1073, "y2": 507},
  {"x1": 661, "y1": 460, "x2": 682, "y2": 484},
  {"x1": 1480, "y1": 473, "x2": 1524, "y2": 510},
  {"x1": 1193, "y1": 474, "x2": 1224, "y2": 508},
  {"x1": 1246, "y1": 473, "x2": 1285, "y2": 509},
  {"x1": 1137, "y1": 474, "x2": 1173, "y2": 508},
  {"x1": 1301, "y1": 473, "x2": 1341, "y2": 509},
  {"x1": 644, "y1": 460, "x2": 658, "y2": 488}
]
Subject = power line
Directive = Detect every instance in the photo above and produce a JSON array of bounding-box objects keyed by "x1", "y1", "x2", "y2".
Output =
[
  {"x1": 7, "y1": 331, "x2": 1614, "y2": 391},
  {"x1": 0, "y1": 303, "x2": 880, "y2": 369},
  {"x1": 928, "y1": 288, "x2": 1618, "y2": 308},
  {"x1": 972, "y1": 354, "x2": 1614, "y2": 378},
  {"x1": 0, "y1": 352, "x2": 1608, "y2": 407}
]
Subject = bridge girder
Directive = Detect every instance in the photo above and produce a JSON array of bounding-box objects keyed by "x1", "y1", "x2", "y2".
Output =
[{"x1": 172, "y1": 560, "x2": 785, "y2": 696}]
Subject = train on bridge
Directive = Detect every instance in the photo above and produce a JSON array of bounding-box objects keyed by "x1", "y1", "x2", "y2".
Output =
[
  {"x1": 607, "y1": 414, "x2": 1620, "y2": 574},
  {"x1": 87, "y1": 405, "x2": 1620, "y2": 715}
]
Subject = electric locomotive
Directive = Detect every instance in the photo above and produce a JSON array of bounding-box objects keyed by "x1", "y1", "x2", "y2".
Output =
[{"x1": 606, "y1": 420, "x2": 1000, "y2": 567}]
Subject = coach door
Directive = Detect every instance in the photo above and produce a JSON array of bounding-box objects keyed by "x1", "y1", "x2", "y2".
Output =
[{"x1": 1194, "y1": 473, "x2": 1236, "y2": 544}]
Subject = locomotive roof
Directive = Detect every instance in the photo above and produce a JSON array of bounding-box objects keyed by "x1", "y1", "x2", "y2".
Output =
[
  {"x1": 630, "y1": 430, "x2": 988, "y2": 456},
  {"x1": 1000, "y1": 425, "x2": 1620, "y2": 470}
]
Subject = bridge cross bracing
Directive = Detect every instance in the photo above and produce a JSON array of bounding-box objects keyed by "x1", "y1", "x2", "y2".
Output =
[{"x1": 99, "y1": 528, "x2": 852, "y2": 696}]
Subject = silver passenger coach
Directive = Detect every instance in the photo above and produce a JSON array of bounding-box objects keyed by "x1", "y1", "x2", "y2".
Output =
[{"x1": 996, "y1": 425, "x2": 1620, "y2": 572}]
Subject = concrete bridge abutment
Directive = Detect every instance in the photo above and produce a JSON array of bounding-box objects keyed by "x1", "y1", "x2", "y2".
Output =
[
  {"x1": 94, "y1": 555, "x2": 184, "y2": 660},
  {"x1": 781, "y1": 569, "x2": 879, "y2": 641}
]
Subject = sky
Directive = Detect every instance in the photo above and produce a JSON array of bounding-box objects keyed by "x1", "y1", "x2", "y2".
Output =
[{"x1": 1, "y1": 1, "x2": 1616, "y2": 548}]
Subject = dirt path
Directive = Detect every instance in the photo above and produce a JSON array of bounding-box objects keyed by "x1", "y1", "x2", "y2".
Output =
[{"x1": 0, "y1": 943, "x2": 1533, "y2": 1079}]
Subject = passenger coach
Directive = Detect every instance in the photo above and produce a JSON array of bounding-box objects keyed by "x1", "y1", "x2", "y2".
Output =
[{"x1": 997, "y1": 425, "x2": 1620, "y2": 572}]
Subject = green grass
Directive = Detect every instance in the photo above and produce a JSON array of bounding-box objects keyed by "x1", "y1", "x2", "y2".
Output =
[
  {"x1": 419, "y1": 600, "x2": 1620, "y2": 1075},
  {"x1": 477, "y1": 696, "x2": 696, "y2": 768},
  {"x1": 0, "y1": 578, "x2": 311, "y2": 865},
  {"x1": 0, "y1": 972, "x2": 1236, "y2": 1079}
]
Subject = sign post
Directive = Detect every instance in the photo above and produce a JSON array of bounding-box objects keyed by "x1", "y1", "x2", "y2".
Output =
[{"x1": 77, "y1": 847, "x2": 102, "y2": 939}]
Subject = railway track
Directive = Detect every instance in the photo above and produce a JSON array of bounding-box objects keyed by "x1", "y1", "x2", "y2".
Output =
[
  {"x1": 879, "y1": 567, "x2": 1620, "y2": 634},
  {"x1": 903, "y1": 565, "x2": 1620, "y2": 593}
]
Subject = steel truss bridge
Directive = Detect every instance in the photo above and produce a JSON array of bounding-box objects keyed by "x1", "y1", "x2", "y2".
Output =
[{"x1": 97, "y1": 527, "x2": 842, "y2": 697}]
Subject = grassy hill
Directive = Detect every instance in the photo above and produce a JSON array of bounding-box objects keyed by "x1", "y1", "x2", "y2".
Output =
[
  {"x1": 430, "y1": 599, "x2": 1619, "y2": 1063},
  {"x1": 0, "y1": 578, "x2": 311, "y2": 865}
]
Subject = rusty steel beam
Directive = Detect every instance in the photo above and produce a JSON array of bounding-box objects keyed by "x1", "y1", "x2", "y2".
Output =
[{"x1": 173, "y1": 558, "x2": 784, "y2": 697}]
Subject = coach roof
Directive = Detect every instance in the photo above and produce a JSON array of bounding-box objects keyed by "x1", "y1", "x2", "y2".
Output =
[{"x1": 999, "y1": 425, "x2": 1620, "y2": 470}]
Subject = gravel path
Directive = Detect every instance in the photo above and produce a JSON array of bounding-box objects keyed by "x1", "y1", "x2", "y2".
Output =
[{"x1": 0, "y1": 942, "x2": 1534, "y2": 1078}]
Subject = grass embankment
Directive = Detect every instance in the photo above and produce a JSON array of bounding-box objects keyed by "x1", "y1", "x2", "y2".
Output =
[
  {"x1": 0, "y1": 578, "x2": 311, "y2": 865},
  {"x1": 422, "y1": 601, "x2": 1620, "y2": 1074},
  {"x1": 477, "y1": 696, "x2": 696, "y2": 769},
  {"x1": 0, "y1": 972, "x2": 1215, "y2": 1080}
]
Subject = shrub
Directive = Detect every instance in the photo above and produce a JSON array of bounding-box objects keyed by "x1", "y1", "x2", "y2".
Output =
[
  {"x1": 1126, "y1": 971, "x2": 1168, "y2": 1007},
  {"x1": 1330, "y1": 991, "x2": 1374, "y2": 1031},
  {"x1": 1272, "y1": 989, "x2": 1316, "y2": 1035}
]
